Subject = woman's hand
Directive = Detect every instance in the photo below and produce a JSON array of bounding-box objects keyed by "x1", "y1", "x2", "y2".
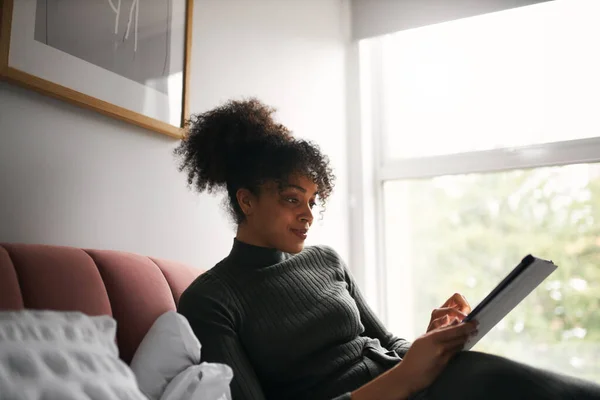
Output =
[
  {"x1": 427, "y1": 293, "x2": 472, "y2": 332},
  {"x1": 394, "y1": 320, "x2": 478, "y2": 396}
]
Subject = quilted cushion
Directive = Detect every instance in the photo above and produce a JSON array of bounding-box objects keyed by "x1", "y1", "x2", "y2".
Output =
[{"x1": 0, "y1": 310, "x2": 146, "y2": 400}]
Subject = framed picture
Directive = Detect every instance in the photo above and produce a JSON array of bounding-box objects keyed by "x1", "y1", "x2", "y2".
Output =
[{"x1": 0, "y1": 0, "x2": 193, "y2": 138}]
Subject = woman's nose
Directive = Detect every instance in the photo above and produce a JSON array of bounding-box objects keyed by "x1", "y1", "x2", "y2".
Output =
[{"x1": 299, "y1": 206, "x2": 313, "y2": 225}]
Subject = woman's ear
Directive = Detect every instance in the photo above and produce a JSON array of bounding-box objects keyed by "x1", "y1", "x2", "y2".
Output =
[{"x1": 236, "y1": 188, "x2": 255, "y2": 216}]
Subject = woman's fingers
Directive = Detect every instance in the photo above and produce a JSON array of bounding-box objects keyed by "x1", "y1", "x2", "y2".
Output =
[
  {"x1": 442, "y1": 332, "x2": 471, "y2": 348},
  {"x1": 430, "y1": 315, "x2": 462, "y2": 332},
  {"x1": 442, "y1": 293, "x2": 472, "y2": 314},
  {"x1": 427, "y1": 296, "x2": 470, "y2": 334},
  {"x1": 423, "y1": 333, "x2": 469, "y2": 368},
  {"x1": 428, "y1": 314, "x2": 451, "y2": 331},
  {"x1": 438, "y1": 331, "x2": 471, "y2": 362},
  {"x1": 441, "y1": 342, "x2": 467, "y2": 364},
  {"x1": 432, "y1": 321, "x2": 477, "y2": 342},
  {"x1": 431, "y1": 307, "x2": 467, "y2": 322}
]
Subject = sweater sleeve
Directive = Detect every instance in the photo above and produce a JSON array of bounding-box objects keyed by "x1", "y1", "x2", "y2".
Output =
[
  {"x1": 321, "y1": 247, "x2": 412, "y2": 358},
  {"x1": 178, "y1": 278, "x2": 267, "y2": 400}
]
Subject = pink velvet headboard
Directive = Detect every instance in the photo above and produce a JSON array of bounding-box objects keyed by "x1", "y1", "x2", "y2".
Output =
[{"x1": 0, "y1": 243, "x2": 203, "y2": 364}]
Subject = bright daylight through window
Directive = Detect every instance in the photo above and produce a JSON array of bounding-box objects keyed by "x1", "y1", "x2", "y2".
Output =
[{"x1": 361, "y1": 0, "x2": 600, "y2": 382}]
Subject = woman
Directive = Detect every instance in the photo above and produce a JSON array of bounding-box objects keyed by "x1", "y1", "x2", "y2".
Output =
[{"x1": 176, "y1": 99, "x2": 600, "y2": 400}]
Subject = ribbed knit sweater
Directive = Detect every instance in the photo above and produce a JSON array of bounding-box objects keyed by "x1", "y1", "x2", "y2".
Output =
[{"x1": 178, "y1": 239, "x2": 412, "y2": 400}]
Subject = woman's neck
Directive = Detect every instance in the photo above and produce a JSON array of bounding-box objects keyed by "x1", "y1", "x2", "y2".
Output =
[
  {"x1": 236, "y1": 224, "x2": 270, "y2": 249},
  {"x1": 228, "y1": 237, "x2": 288, "y2": 269}
]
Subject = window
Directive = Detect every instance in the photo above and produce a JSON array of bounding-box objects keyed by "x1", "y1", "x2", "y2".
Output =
[
  {"x1": 379, "y1": 0, "x2": 600, "y2": 160},
  {"x1": 360, "y1": 0, "x2": 600, "y2": 382}
]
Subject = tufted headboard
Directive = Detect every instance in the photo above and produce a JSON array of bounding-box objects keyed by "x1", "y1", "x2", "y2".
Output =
[{"x1": 0, "y1": 243, "x2": 203, "y2": 364}]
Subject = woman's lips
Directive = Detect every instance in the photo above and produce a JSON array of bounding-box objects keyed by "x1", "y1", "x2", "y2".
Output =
[{"x1": 291, "y1": 229, "x2": 308, "y2": 240}]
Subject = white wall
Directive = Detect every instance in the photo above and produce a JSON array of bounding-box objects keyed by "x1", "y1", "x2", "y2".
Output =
[{"x1": 0, "y1": 0, "x2": 350, "y2": 269}]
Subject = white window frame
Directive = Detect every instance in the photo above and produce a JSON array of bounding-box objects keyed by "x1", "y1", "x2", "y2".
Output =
[{"x1": 351, "y1": 37, "x2": 600, "y2": 327}]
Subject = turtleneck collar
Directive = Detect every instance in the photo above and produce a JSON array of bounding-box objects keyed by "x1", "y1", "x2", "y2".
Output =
[{"x1": 227, "y1": 238, "x2": 290, "y2": 269}]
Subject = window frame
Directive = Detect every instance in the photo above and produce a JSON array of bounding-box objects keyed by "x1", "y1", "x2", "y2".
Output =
[{"x1": 356, "y1": 36, "x2": 600, "y2": 327}]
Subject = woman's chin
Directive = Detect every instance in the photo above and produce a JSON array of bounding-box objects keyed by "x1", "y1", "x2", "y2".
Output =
[{"x1": 283, "y1": 241, "x2": 305, "y2": 254}]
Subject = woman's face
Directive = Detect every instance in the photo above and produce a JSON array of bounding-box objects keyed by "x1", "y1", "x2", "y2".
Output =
[{"x1": 239, "y1": 174, "x2": 318, "y2": 253}]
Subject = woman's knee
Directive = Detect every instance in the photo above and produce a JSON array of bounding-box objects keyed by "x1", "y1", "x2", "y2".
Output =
[
  {"x1": 429, "y1": 351, "x2": 600, "y2": 400},
  {"x1": 427, "y1": 352, "x2": 557, "y2": 399}
]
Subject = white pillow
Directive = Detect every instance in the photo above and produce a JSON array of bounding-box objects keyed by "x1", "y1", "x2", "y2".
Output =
[
  {"x1": 130, "y1": 311, "x2": 201, "y2": 400},
  {"x1": 0, "y1": 310, "x2": 146, "y2": 400},
  {"x1": 162, "y1": 364, "x2": 233, "y2": 400}
]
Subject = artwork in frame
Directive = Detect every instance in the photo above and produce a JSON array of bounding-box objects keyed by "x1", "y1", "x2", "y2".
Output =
[{"x1": 0, "y1": 0, "x2": 193, "y2": 138}]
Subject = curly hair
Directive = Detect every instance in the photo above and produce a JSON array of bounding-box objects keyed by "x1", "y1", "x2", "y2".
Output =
[{"x1": 174, "y1": 98, "x2": 335, "y2": 224}]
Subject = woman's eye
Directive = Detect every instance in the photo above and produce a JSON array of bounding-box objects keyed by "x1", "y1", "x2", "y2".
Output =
[
  {"x1": 309, "y1": 202, "x2": 316, "y2": 209},
  {"x1": 286, "y1": 198, "x2": 299, "y2": 204}
]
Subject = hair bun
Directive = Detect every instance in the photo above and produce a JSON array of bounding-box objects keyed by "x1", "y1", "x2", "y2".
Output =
[{"x1": 174, "y1": 98, "x2": 291, "y2": 192}]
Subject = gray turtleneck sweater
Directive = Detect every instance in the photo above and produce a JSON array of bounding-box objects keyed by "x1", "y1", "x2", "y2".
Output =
[{"x1": 178, "y1": 239, "x2": 411, "y2": 400}]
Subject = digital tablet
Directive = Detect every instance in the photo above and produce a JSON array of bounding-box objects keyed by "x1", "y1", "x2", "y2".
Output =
[{"x1": 462, "y1": 255, "x2": 557, "y2": 350}]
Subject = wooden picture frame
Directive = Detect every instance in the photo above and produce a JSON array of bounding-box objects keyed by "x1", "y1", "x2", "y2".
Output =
[{"x1": 0, "y1": 0, "x2": 193, "y2": 138}]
